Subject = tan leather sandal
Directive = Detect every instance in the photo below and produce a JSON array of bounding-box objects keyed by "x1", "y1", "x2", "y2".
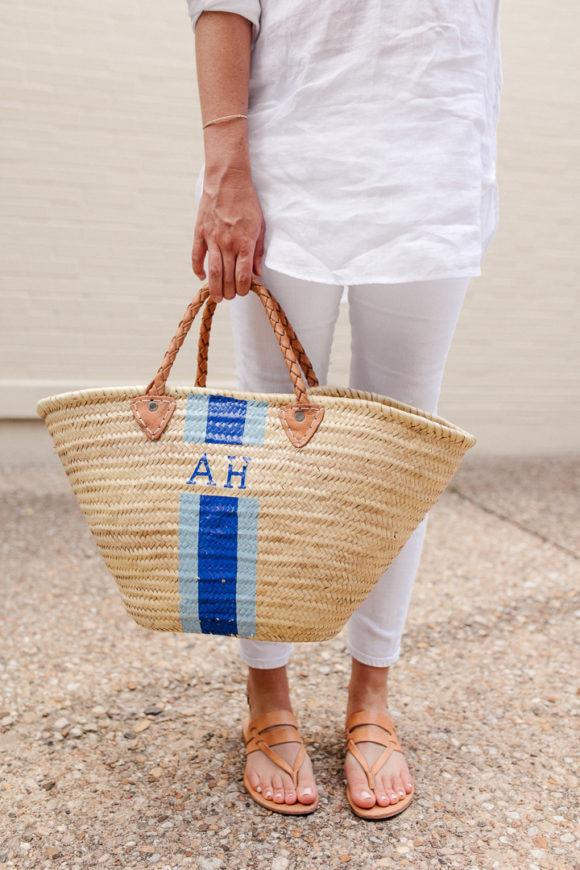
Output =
[
  {"x1": 345, "y1": 710, "x2": 414, "y2": 819},
  {"x1": 241, "y1": 708, "x2": 319, "y2": 815}
]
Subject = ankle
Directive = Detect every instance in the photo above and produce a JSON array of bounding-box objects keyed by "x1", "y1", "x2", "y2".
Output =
[
  {"x1": 346, "y1": 692, "x2": 388, "y2": 717},
  {"x1": 347, "y1": 658, "x2": 389, "y2": 714},
  {"x1": 246, "y1": 666, "x2": 293, "y2": 716}
]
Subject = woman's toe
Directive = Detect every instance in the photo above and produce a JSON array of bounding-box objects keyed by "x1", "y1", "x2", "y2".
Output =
[
  {"x1": 247, "y1": 769, "x2": 261, "y2": 792},
  {"x1": 296, "y1": 784, "x2": 316, "y2": 804},
  {"x1": 346, "y1": 768, "x2": 376, "y2": 807},
  {"x1": 399, "y1": 759, "x2": 413, "y2": 793},
  {"x1": 373, "y1": 773, "x2": 390, "y2": 806},
  {"x1": 388, "y1": 781, "x2": 400, "y2": 804},
  {"x1": 296, "y1": 775, "x2": 317, "y2": 804},
  {"x1": 392, "y1": 774, "x2": 407, "y2": 799},
  {"x1": 271, "y1": 773, "x2": 285, "y2": 803},
  {"x1": 295, "y1": 764, "x2": 317, "y2": 804},
  {"x1": 375, "y1": 788, "x2": 390, "y2": 806},
  {"x1": 278, "y1": 772, "x2": 295, "y2": 804}
]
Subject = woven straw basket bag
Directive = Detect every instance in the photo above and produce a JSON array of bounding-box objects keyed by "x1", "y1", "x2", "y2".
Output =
[{"x1": 37, "y1": 280, "x2": 476, "y2": 642}]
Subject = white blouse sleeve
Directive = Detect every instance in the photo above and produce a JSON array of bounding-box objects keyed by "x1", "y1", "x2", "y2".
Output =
[{"x1": 185, "y1": 0, "x2": 261, "y2": 48}]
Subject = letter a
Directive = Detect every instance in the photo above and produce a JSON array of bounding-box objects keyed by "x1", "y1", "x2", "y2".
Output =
[{"x1": 186, "y1": 452, "x2": 216, "y2": 486}]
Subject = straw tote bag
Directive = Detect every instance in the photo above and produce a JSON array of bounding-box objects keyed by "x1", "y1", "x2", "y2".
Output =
[{"x1": 37, "y1": 280, "x2": 476, "y2": 642}]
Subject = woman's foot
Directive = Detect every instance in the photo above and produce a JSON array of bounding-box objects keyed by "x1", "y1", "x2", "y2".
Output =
[
  {"x1": 345, "y1": 659, "x2": 414, "y2": 810},
  {"x1": 244, "y1": 666, "x2": 318, "y2": 807}
]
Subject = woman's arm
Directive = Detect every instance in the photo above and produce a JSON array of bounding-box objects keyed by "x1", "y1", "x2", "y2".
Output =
[{"x1": 192, "y1": 11, "x2": 265, "y2": 302}]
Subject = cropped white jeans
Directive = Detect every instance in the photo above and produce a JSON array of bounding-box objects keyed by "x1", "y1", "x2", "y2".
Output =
[{"x1": 228, "y1": 263, "x2": 471, "y2": 670}]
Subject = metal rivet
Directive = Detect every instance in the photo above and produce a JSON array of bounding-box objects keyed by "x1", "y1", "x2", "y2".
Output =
[
  {"x1": 148, "y1": 401, "x2": 158, "y2": 411},
  {"x1": 294, "y1": 410, "x2": 305, "y2": 421}
]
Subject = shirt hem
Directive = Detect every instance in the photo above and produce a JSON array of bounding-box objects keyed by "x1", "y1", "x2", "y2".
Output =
[{"x1": 262, "y1": 254, "x2": 482, "y2": 287}]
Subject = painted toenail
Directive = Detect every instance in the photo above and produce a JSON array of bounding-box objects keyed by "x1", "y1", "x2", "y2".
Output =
[
  {"x1": 302, "y1": 787, "x2": 313, "y2": 796},
  {"x1": 361, "y1": 791, "x2": 372, "y2": 800}
]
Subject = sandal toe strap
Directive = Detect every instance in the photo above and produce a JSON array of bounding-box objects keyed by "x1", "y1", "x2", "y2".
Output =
[
  {"x1": 246, "y1": 735, "x2": 306, "y2": 787},
  {"x1": 245, "y1": 724, "x2": 303, "y2": 752},
  {"x1": 291, "y1": 743, "x2": 307, "y2": 781},
  {"x1": 244, "y1": 714, "x2": 307, "y2": 787},
  {"x1": 347, "y1": 723, "x2": 402, "y2": 753},
  {"x1": 345, "y1": 711, "x2": 403, "y2": 791},
  {"x1": 251, "y1": 737, "x2": 297, "y2": 782}
]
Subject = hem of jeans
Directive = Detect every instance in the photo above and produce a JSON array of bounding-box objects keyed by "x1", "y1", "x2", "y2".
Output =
[
  {"x1": 346, "y1": 643, "x2": 401, "y2": 668},
  {"x1": 237, "y1": 652, "x2": 293, "y2": 669}
]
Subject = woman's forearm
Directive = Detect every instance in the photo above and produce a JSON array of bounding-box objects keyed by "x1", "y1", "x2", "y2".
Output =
[
  {"x1": 195, "y1": 11, "x2": 252, "y2": 178},
  {"x1": 191, "y1": 11, "x2": 265, "y2": 300}
]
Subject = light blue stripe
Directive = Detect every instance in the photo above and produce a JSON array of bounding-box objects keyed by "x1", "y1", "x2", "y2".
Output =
[
  {"x1": 178, "y1": 492, "x2": 201, "y2": 632},
  {"x1": 184, "y1": 394, "x2": 209, "y2": 443},
  {"x1": 235, "y1": 496, "x2": 259, "y2": 638},
  {"x1": 242, "y1": 400, "x2": 269, "y2": 445}
]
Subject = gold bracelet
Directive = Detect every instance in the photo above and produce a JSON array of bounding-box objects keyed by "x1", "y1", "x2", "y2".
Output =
[{"x1": 202, "y1": 113, "x2": 248, "y2": 130}]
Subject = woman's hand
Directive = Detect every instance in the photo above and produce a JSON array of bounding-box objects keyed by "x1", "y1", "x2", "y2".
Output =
[{"x1": 192, "y1": 164, "x2": 266, "y2": 302}]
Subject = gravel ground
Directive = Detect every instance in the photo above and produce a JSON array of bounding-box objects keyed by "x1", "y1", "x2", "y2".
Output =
[{"x1": 0, "y1": 456, "x2": 578, "y2": 870}]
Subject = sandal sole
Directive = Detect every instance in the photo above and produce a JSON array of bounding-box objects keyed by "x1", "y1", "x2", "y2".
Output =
[
  {"x1": 346, "y1": 783, "x2": 414, "y2": 819},
  {"x1": 243, "y1": 769, "x2": 319, "y2": 814}
]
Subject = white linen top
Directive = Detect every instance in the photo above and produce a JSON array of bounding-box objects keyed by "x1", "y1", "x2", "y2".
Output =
[{"x1": 186, "y1": 0, "x2": 502, "y2": 288}]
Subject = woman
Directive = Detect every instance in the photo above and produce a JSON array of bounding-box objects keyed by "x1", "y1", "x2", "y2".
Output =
[{"x1": 185, "y1": 0, "x2": 502, "y2": 818}]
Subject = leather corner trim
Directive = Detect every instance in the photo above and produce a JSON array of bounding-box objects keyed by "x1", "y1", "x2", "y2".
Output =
[
  {"x1": 131, "y1": 395, "x2": 176, "y2": 441},
  {"x1": 279, "y1": 404, "x2": 324, "y2": 448}
]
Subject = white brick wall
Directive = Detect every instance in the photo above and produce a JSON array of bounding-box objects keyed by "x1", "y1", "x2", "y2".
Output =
[{"x1": 1, "y1": 0, "x2": 578, "y2": 458}]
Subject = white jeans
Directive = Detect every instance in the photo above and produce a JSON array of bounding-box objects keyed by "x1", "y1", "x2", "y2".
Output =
[{"x1": 228, "y1": 264, "x2": 471, "y2": 669}]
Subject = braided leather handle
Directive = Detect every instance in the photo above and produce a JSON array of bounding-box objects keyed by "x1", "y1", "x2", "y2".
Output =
[
  {"x1": 196, "y1": 288, "x2": 320, "y2": 390},
  {"x1": 144, "y1": 280, "x2": 311, "y2": 404}
]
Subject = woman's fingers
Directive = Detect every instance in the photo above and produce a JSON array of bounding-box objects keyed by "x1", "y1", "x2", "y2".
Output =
[
  {"x1": 235, "y1": 245, "x2": 254, "y2": 296},
  {"x1": 195, "y1": 234, "x2": 262, "y2": 300},
  {"x1": 192, "y1": 227, "x2": 208, "y2": 280},
  {"x1": 253, "y1": 220, "x2": 266, "y2": 277},
  {"x1": 207, "y1": 243, "x2": 224, "y2": 302},
  {"x1": 200, "y1": 237, "x2": 255, "y2": 301},
  {"x1": 222, "y1": 251, "x2": 237, "y2": 300}
]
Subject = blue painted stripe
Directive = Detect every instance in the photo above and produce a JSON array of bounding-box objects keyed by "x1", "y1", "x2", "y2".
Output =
[
  {"x1": 178, "y1": 493, "x2": 201, "y2": 633},
  {"x1": 184, "y1": 393, "x2": 269, "y2": 445},
  {"x1": 184, "y1": 394, "x2": 209, "y2": 443},
  {"x1": 235, "y1": 496, "x2": 259, "y2": 637},
  {"x1": 242, "y1": 400, "x2": 269, "y2": 445},
  {"x1": 178, "y1": 492, "x2": 260, "y2": 636},
  {"x1": 198, "y1": 493, "x2": 239, "y2": 635},
  {"x1": 206, "y1": 395, "x2": 246, "y2": 444}
]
